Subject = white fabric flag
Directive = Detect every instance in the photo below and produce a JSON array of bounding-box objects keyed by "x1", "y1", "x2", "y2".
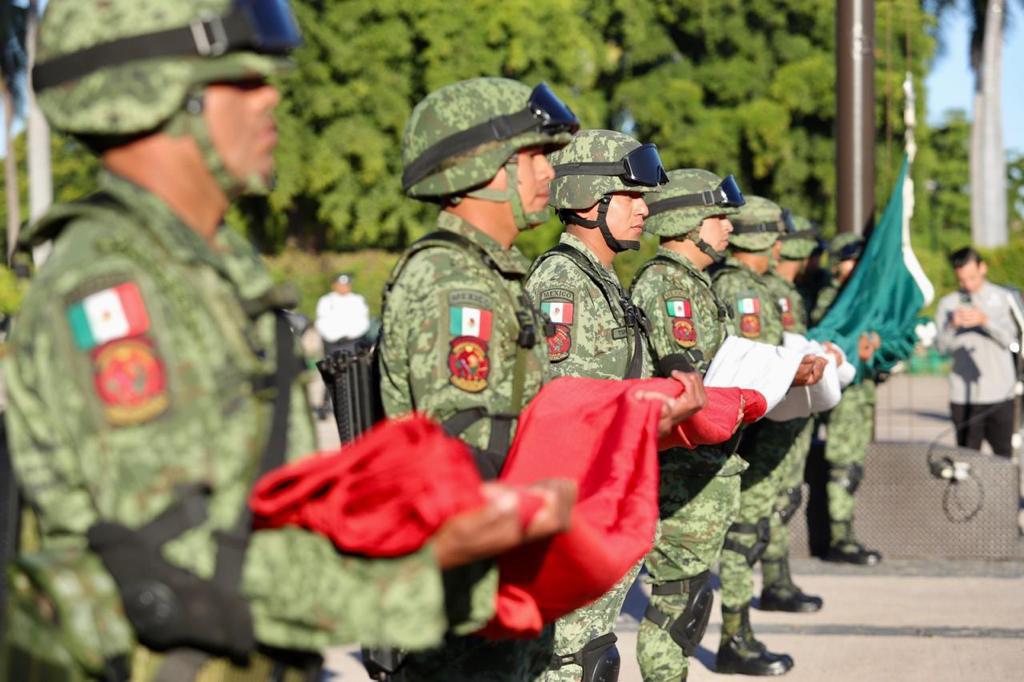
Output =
[
  {"x1": 765, "y1": 333, "x2": 845, "y2": 421},
  {"x1": 704, "y1": 337, "x2": 805, "y2": 413}
]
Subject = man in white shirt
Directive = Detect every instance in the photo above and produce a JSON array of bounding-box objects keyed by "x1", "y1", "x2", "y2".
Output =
[
  {"x1": 935, "y1": 248, "x2": 1022, "y2": 457},
  {"x1": 315, "y1": 274, "x2": 371, "y2": 354}
]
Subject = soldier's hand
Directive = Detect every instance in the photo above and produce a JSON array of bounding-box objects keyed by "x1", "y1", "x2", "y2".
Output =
[
  {"x1": 822, "y1": 341, "x2": 845, "y2": 367},
  {"x1": 521, "y1": 479, "x2": 577, "y2": 543},
  {"x1": 791, "y1": 355, "x2": 825, "y2": 386},
  {"x1": 635, "y1": 370, "x2": 708, "y2": 437},
  {"x1": 432, "y1": 481, "x2": 576, "y2": 569},
  {"x1": 857, "y1": 332, "x2": 877, "y2": 361}
]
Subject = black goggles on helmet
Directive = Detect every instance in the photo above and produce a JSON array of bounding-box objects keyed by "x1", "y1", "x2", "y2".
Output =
[
  {"x1": 780, "y1": 211, "x2": 818, "y2": 241},
  {"x1": 34, "y1": 0, "x2": 302, "y2": 91},
  {"x1": 834, "y1": 240, "x2": 865, "y2": 261},
  {"x1": 554, "y1": 143, "x2": 669, "y2": 188},
  {"x1": 646, "y1": 174, "x2": 745, "y2": 217},
  {"x1": 402, "y1": 82, "x2": 580, "y2": 192}
]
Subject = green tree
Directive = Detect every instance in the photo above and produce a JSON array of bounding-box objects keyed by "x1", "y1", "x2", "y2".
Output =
[{"x1": 251, "y1": 0, "x2": 607, "y2": 253}]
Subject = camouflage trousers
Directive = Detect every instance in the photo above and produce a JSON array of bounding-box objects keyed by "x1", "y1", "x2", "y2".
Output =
[
  {"x1": 395, "y1": 631, "x2": 554, "y2": 682},
  {"x1": 538, "y1": 561, "x2": 645, "y2": 682},
  {"x1": 823, "y1": 380, "x2": 876, "y2": 544},
  {"x1": 720, "y1": 419, "x2": 805, "y2": 610},
  {"x1": 636, "y1": 454, "x2": 743, "y2": 682},
  {"x1": 761, "y1": 418, "x2": 814, "y2": 592}
]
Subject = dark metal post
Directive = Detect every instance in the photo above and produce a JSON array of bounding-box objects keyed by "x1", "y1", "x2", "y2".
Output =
[{"x1": 837, "y1": 0, "x2": 876, "y2": 236}]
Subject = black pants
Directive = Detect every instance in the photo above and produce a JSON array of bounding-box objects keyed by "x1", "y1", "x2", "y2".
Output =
[{"x1": 950, "y1": 400, "x2": 1016, "y2": 457}]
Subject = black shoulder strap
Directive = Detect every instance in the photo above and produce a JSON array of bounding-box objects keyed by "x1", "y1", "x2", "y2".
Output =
[
  {"x1": 213, "y1": 311, "x2": 304, "y2": 589},
  {"x1": 0, "y1": 416, "x2": 19, "y2": 643}
]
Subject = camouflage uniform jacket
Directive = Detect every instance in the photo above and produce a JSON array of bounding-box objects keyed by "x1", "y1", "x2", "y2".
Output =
[
  {"x1": 380, "y1": 210, "x2": 549, "y2": 456},
  {"x1": 4, "y1": 172, "x2": 449, "y2": 654},
  {"x1": 810, "y1": 279, "x2": 839, "y2": 327},
  {"x1": 711, "y1": 257, "x2": 784, "y2": 346},
  {"x1": 527, "y1": 233, "x2": 653, "y2": 380},
  {"x1": 764, "y1": 270, "x2": 808, "y2": 335},
  {"x1": 631, "y1": 247, "x2": 746, "y2": 476}
]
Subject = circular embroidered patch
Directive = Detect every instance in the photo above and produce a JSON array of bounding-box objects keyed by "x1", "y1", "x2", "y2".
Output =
[
  {"x1": 547, "y1": 323, "x2": 572, "y2": 361},
  {"x1": 92, "y1": 337, "x2": 169, "y2": 425},
  {"x1": 448, "y1": 336, "x2": 490, "y2": 392},
  {"x1": 672, "y1": 318, "x2": 698, "y2": 348},
  {"x1": 740, "y1": 314, "x2": 761, "y2": 338},
  {"x1": 781, "y1": 311, "x2": 796, "y2": 329}
]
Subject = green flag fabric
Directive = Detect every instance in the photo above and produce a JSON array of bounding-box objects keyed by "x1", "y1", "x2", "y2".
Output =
[{"x1": 808, "y1": 156, "x2": 934, "y2": 382}]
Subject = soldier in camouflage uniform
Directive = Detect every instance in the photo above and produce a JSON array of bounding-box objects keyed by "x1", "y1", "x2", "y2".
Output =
[
  {"x1": 526, "y1": 131, "x2": 706, "y2": 682},
  {"x1": 379, "y1": 77, "x2": 582, "y2": 682},
  {"x1": 756, "y1": 216, "x2": 824, "y2": 613},
  {"x1": 2, "y1": 4, "x2": 573, "y2": 681},
  {"x1": 811, "y1": 234, "x2": 883, "y2": 566},
  {"x1": 710, "y1": 196, "x2": 824, "y2": 676},
  {"x1": 629, "y1": 169, "x2": 749, "y2": 681}
]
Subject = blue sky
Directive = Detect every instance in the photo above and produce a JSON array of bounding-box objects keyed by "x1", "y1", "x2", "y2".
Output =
[{"x1": 926, "y1": 5, "x2": 1024, "y2": 154}]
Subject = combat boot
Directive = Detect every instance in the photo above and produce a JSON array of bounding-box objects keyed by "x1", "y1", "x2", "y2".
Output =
[
  {"x1": 716, "y1": 605, "x2": 794, "y2": 676},
  {"x1": 825, "y1": 540, "x2": 881, "y2": 566},
  {"x1": 825, "y1": 520, "x2": 882, "y2": 566},
  {"x1": 759, "y1": 557, "x2": 823, "y2": 613}
]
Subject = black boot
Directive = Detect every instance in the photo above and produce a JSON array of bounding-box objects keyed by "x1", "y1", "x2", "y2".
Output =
[
  {"x1": 716, "y1": 605, "x2": 794, "y2": 676},
  {"x1": 759, "y1": 586, "x2": 823, "y2": 613},
  {"x1": 759, "y1": 558, "x2": 823, "y2": 613},
  {"x1": 825, "y1": 540, "x2": 882, "y2": 566}
]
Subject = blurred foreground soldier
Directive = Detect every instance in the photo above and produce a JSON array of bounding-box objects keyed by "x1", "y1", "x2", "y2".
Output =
[
  {"x1": 381, "y1": 77, "x2": 582, "y2": 681},
  {"x1": 812, "y1": 234, "x2": 882, "y2": 565},
  {"x1": 629, "y1": 169, "x2": 748, "y2": 681},
  {"x1": 2, "y1": 4, "x2": 571, "y2": 680},
  {"x1": 710, "y1": 196, "x2": 823, "y2": 676},
  {"x1": 315, "y1": 273, "x2": 371, "y2": 354},
  {"x1": 935, "y1": 247, "x2": 1020, "y2": 457},
  {"x1": 757, "y1": 216, "x2": 823, "y2": 613},
  {"x1": 527, "y1": 131, "x2": 706, "y2": 682}
]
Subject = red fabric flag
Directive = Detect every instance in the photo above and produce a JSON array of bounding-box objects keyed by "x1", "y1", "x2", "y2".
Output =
[{"x1": 249, "y1": 376, "x2": 765, "y2": 639}]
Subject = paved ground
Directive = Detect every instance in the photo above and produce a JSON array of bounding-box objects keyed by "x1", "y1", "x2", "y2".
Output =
[{"x1": 314, "y1": 372, "x2": 1024, "y2": 681}]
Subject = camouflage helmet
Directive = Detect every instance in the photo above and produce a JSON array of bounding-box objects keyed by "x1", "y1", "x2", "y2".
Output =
[
  {"x1": 778, "y1": 214, "x2": 819, "y2": 260},
  {"x1": 401, "y1": 78, "x2": 578, "y2": 199},
  {"x1": 548, "y1": 129, "x2": 667, "y2": 210},
  {"x1": 728, "y1": 195, "x2": 784, "y2": 252},
  {"x1": 33, "y1": 0, "x2": 300, "y2": 136},
  {"x1": 829, "y1": 232, "x2": 866, "y2": 263},
  {"x1": 644, "y1": 169, "x2": 743, "y2": 238}
]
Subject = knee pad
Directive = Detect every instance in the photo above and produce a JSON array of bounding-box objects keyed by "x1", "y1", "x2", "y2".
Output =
[
  {"x1": 779, "y1": 486, "x2": 802, "y2": 524},
  {"x1": 644, "y1": 571, "x2": 714, "y2": 657},
  {"x1": 831, "y1": 464, "x2": 864, "y2": 494},
  {"x1": 550, "y1": 632, "x2": 620, "y2": 682},
  {"x1": 723, "y1": 518, "x2": 771, "y2": 566}
]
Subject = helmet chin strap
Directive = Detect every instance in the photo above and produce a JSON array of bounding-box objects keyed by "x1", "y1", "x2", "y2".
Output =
[
  {"x1": 466, "y1": 158, "x2": 551, "y2": 231},
  {"x1": 165, "y1": 90, "x2": 273, "y2": 200},
  {"x1": 686, "y1": 230, "x2": 726, "y2": 263},
  {"x1": 560, "y1": 196, "x2": 640, "y2": 253}
]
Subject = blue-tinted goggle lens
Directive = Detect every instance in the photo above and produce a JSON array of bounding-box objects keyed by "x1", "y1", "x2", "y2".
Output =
[
  {"x1": 239, "y1": 0, "x2": 303, "y2": 52},
  {"x1": 782, "y1": 208, "x2": 796, "y2": 233},
  {"x1": 837, "y1": 242, "x2": 864, "y2": 261},
  {"x1": 622, "y1": 144, "x2": 669, "y2": 187},
  {"x1": 718, "y1": 174, "x2": 745, "y2": 207},
  {"x1": 528, "y1": 83, "x2": 580, "y2": 134}
]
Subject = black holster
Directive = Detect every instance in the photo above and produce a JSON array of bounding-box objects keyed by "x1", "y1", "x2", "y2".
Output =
[{"x1": 87, "y1": 521, "x2": 254, "y2": 664}]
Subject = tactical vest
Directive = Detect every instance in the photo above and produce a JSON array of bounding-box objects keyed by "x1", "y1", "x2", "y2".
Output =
[
  {"x1": 532, "y1": 242, "x2": 657, "y2": 379},
  {"x1": 378, "y1": 230, "x2": 547, "y2": 480}
]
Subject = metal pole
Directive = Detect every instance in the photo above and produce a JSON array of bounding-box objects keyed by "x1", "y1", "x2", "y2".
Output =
[{"x1": 837, "y1": 0, "x2": 876, "y2": 236}]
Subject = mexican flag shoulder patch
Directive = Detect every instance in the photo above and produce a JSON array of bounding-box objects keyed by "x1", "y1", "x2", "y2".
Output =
[{"x1": 67, "y1": 282, "x2": 150, "y2": 350}]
